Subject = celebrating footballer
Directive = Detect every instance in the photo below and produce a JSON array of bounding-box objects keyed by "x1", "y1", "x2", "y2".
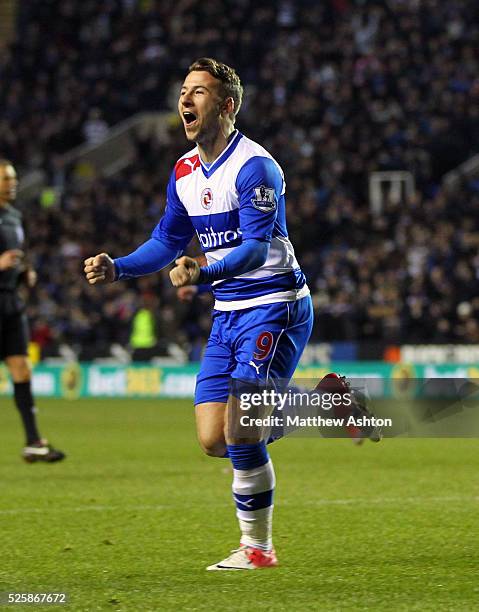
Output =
[{"x1": 84, "y1": 58, "x2": 376, "y2": 570}]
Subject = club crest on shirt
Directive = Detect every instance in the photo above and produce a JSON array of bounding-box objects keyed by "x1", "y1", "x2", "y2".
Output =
[
  {"x1": 201, "y1": 187, "x2": 213, "y2": 210},
  {"x1": 251, "y1": 185, "x2": 276, "y2": 212}
]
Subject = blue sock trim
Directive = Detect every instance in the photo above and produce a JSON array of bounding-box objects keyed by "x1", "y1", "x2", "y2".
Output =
[
  {"x1": 227, "y1": 441, "x2": 269, "y2": 470},
  {"x1": 233, "y1": 489, "x2": 274, "y2": 511}
]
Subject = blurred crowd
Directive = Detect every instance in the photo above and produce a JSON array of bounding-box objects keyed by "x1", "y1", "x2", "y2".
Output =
[
  {"x1": 22, "y1": 131, "x2": 214, "y2": 360},
  {"x1": 1, "y1": 0, "x2": 479, "y2": 358}
]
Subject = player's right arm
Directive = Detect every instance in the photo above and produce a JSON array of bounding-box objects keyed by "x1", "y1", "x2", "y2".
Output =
[{"x1": 84, "y1": 171, "x2": 194, "y2": 285}]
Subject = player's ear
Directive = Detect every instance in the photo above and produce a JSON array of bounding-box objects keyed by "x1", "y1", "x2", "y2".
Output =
[{"x1": 221, "y1": 97, "x2": 235, "y2": 118}]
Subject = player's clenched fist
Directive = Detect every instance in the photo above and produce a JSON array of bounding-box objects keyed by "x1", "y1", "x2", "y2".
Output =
[
  {"x1": 84, "y1": 252, "x2": 115, "y2": 285},
  {"x1": 169, "y1": 256, "x2": 200, "y2": 287}
]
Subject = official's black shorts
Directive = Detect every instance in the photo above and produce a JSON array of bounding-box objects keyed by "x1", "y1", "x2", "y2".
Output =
[{"x1": 0, "y1": 292, "x2": 29, "y2": 359}]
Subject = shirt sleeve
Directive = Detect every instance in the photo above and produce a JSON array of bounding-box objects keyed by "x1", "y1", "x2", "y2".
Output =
[
  {"x1": 114, "y1": 238, "x2": 179, "y2": 280},
  {"x1": 198, "y1": 239, "x2": 269, "y2": 283},
  {"x1": 151, "y1": 170, "x2": 195, "y2": 251},
  {"x1": 235, "y1": 156, "x2": 284, "y2": 242}
]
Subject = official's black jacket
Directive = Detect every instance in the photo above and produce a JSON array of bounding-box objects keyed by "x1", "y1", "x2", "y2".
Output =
[{"x1": 0, "y1": 204, "x2": 25, "y2": 291}]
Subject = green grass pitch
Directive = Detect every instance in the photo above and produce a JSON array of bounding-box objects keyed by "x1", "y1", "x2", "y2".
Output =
[{"x1": 1, "y1": 398, "x2": 478, "y2": 611}]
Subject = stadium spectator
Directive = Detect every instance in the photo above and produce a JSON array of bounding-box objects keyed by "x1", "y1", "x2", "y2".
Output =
[{"x1": 82, "y1": 109, "x2": 109, "y2": 146}]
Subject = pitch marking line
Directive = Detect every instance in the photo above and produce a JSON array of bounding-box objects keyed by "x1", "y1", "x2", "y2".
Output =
[{"x1": 0, "y1": 495, "x2": 477, "y2": 515}]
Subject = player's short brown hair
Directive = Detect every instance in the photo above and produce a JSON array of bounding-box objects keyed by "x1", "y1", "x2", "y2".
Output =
[
  {"x1": 188, "y1": 57, "x2": 243, "y2": 119},
  {"x1": 0, "y1": 159, "x2": 13, "y2": 167}
]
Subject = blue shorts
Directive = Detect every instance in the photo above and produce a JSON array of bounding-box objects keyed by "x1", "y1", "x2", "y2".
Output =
[{"x1": 195, "y1": 296, "x2": 314, "y2": 405}]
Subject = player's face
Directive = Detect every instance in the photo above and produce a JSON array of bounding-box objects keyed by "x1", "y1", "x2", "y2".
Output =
[
  {"x1": 178, "y1": 71, "x2": 224, "y2": 143},
  {"x1": 0, "y1": 164, "x2": 18, "y2": 206}
]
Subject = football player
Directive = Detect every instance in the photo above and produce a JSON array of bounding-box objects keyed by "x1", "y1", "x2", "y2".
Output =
[{"x1": 85, "y1": 58, "x2": 378, "y2": 570}]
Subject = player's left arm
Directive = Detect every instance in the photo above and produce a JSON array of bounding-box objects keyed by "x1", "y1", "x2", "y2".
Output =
[
  {"x1": 171, "y1": 157, "x2": 281, "y2": 286},
  {"x1": 171, "y1": 239, "x2": 268, "y2": 286}
]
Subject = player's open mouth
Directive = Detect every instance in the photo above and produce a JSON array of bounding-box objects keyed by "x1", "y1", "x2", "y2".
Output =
[{"x1": 183, "y1": 112, "x2": 197, "y2": 126}]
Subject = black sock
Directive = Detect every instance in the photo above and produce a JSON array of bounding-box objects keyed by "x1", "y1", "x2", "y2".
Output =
[{"x1": 13, "y1": 381, "x2": 41, "y2": 445}]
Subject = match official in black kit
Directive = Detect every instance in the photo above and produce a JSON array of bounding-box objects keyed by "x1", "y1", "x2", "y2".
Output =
[{"x1": 0, "y1": 159, "x2": 65, "y2": 462}]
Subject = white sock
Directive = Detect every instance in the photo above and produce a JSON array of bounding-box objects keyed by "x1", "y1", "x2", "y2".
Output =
[{"x1": 232, "y1": 459, "x2": 275, "y2": 551}]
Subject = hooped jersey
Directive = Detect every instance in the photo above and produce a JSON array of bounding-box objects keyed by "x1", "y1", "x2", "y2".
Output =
[{"x1": 152, "y1": 130, "x2": 309, "y2": 310}]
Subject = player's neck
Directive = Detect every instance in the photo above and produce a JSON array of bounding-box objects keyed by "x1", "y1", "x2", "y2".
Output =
[{"x1": 197, "y1": 126, "x2": 236, "y2": 164}]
